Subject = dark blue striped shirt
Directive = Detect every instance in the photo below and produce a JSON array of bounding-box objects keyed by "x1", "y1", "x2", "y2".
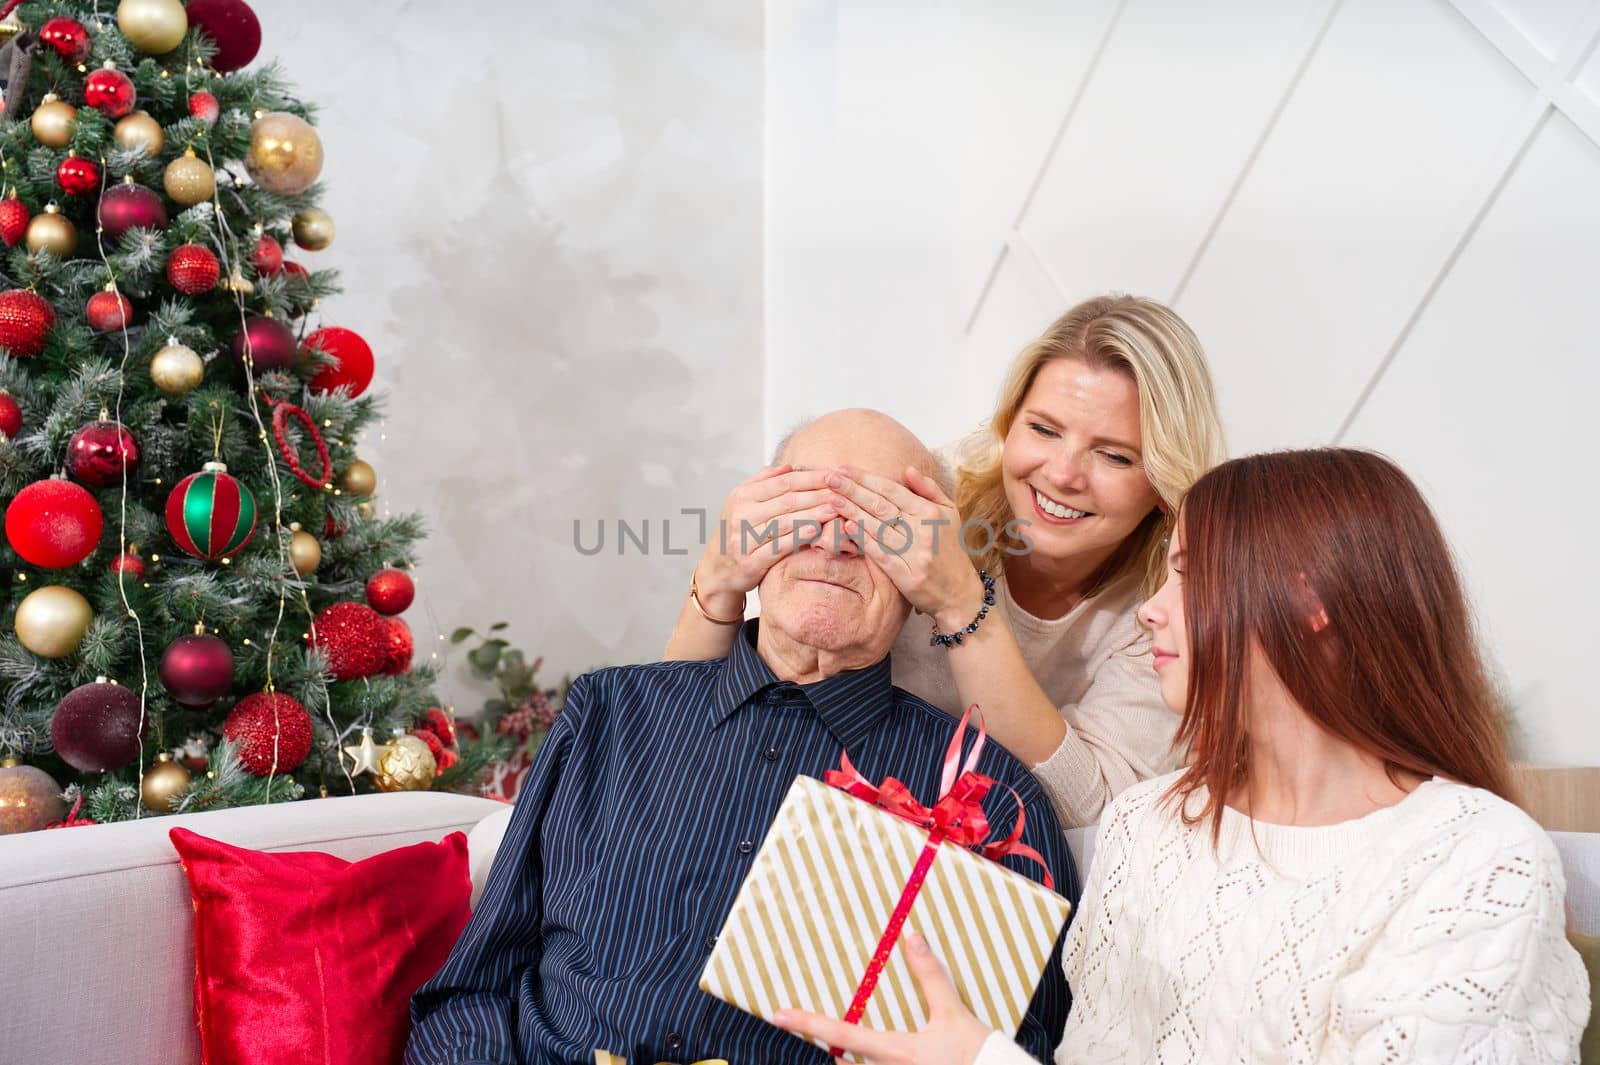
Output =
[{"x1": 407, "y1": 621, "x2": 1077, "y2": 1065}]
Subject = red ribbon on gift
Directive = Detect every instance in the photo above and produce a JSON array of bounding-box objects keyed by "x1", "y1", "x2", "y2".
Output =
[{"x1": 822, "y1": 706, "x2": 1052, "y2": 1054}]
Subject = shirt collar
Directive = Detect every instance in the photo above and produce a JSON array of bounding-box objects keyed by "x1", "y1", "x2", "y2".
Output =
[{"x1": 709, "y1": 619, "x2": 896, "y2": 750}]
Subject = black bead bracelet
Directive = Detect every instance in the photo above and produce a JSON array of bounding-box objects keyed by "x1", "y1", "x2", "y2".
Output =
[{"x1": 929, "y1": 569, "x2": 997, "y2": 648}]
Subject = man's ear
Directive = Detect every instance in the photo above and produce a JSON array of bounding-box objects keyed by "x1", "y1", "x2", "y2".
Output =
[{"x1": 1295, "y1": 572, "x2": 1331, "y2": 633}]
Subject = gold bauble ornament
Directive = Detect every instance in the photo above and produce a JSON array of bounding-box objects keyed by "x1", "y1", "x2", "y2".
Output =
[
  {"x1": 113, "y1": 111, "x2": 165, "y2": 155},
  {"x1": 15, "y1": 585, "x2": 93, "y2": 658},
  {"x1": 288, "y1": 524, "x2": 321, "y2": 575},
  {"x1": 374, "y1": 733, "x2": 436, "y2": 792},
  {"x1": 150, "y1": 342, "x2": 204, "y2": 396},
  {"x1": 30, "y1": 95, "x2": 76, "y2": 149},
  {"x1": 0, "y1": 759, "x2": 67, "y2": 834},
  {"x1": 291, "y1": 208, "x2": 335, "y2": 251},
  {"x1": 26, "y1": 203, "x2": 78, "y2": 257},
  {"x1": 339, "y1": 459, "x2": 377, "y2": 497},
  {"x1": 342, "y1": 726, "x2": 383, "y2": 777},
  {"x1": 139, "y1": 751, "x2": 191, "y2": 812},
  {"x1": 162, "y1": 147, "x2": 215, "y2": 206},
  {"x1": 117, "y1": 0, "x2": 188, "y2": 55},
  {"x1": 0, "y1": 13, "x2": 24, "y2": 45},
  {"x1": 244, "y1": 112, "x2": 324, "y2": 195}
]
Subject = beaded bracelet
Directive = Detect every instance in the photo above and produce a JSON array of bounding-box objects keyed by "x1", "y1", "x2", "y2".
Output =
[{"x1": 929, "y1": 570, "x2": 997, "y2": 648}]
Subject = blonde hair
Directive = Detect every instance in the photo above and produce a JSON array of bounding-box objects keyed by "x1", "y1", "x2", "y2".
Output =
[{"x1": 954, "y1": 294, "x2": 1226, "y2": 596}]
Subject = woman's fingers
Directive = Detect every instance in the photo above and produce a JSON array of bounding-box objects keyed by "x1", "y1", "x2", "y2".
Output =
[
  {"x1": 769, "y1": 1009, "x2": 903, "y2": 1063},
  {"x1": 743, "y1": 487, "x2": 838, "y2": 532},
  {"x1": 902, "y1": 931, "x2": 964, "y2": 1019},
  {"x1": 824, "y1": 468, "x2": 903, "y2": 523},
  {"x1": 903, "y1": 465, "x2": 956, "y2": 508},
  {"x1": 748, "y1": 467, "x2": 833, "y2": 504}
]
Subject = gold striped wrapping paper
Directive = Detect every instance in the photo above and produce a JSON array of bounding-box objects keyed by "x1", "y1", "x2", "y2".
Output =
[{"x1": 699, "y1": 775, "x2": 1070, "y2": 1060}]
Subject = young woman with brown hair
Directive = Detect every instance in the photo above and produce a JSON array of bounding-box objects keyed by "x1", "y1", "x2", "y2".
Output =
[{"x1": 774, "y1": 448, "x2": 1588, "y2": 1063}]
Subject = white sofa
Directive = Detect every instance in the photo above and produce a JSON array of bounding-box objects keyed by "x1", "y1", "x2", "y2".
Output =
[{"x1": 5, "y1": 795, "x2": 1600, "y2": 1065}]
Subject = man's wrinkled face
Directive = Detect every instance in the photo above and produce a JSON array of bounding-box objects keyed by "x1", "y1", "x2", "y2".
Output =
[{"x1": 757, "y1": 417, "x2": 919, "y2": 661}]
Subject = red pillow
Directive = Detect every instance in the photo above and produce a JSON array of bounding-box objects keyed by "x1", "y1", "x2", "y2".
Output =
[{"x1": 169, "y1": 826, "x2": 472, "y2": 1065}]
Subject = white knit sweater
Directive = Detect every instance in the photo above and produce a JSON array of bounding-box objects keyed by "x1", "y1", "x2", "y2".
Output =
[
  {"x1": 976, "y1": 773, "x2": 1590, "y2": 1064},
  {"x1": 890, "y1": 571, "x2": 1182, "y2": 828}
]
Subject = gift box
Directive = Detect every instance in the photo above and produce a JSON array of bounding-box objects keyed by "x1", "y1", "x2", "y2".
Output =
[{"x1": 699, "y1": 765, "x2": 1070, "y2": 1059}]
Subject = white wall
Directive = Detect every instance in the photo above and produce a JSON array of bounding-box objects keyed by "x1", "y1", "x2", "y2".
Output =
[
  {"x1": 768, "y1": 0, "x2": 1600, "y2": 764},
  {"x1": 272, "y1": 2, "x2": 764, "y2": 706}
]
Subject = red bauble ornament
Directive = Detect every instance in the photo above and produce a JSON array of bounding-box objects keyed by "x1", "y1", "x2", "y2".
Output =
[
  {"x1": 409, "y1": 727, "x2": 442, "y2": 762},
  {"x1": 185, "y1": 0, "x2": 262, "y2": 73},
  {"x1": 228, "y1": 314, "x2": 296, "y2": 372},
  {"x1": 167, "y1": 243, "x2": 220, "y2": 295},
  {"x1": 67, "y1": 419, "x2": 140, "y2": 488},
  {"x1": 323, "y1": 512, "x2": 347, "y2": 540},
  {"x1": 0, "y1": 289, "x2": 56, "y2": 358},
  {"x1": 251, "y1": 234, "x2": 283, "y2": 275},
  {"x1": 38, "y1": 17, "x2": 92, "y2": 62},
  {"x1": 86, "y1": 289, "x2": 134, "y2": 333},
  {"x1": 56, "y1": 154, "x2": 100, "y2": 196},
  {"x1": 0, "y1": 390, "x2": 21, "y2": 439},
  {"x1": 188, "y1": 91, "x2": 221, "y2": 127},
  {"x1": 159, "y1": 633, "x2": 235, "y2": 708},
  {"x1": 223, "y1": 691, "x2": 312, "y2": 775},
  {"x1": 84, "y1": 66, "x2": 137, "y2": 118},
  {"x1": 419, "y1": 707, "x2": 458, "y2": 748},
  {"x1": 365, "y1": 568, "x2": 415, "y2": 615},
  {"x1": 4, "y1": 478, "x2": 103, "y2": 567},
  {"x1": 309, "y1": 601, "x2": 389, "y2": 680},
  {"x1": 98, "y1": 181, "x2": 168, "y2": 242},
  {"x1": 110, "y1": 547, "x2": 147, "y2": 580},
  {"x1": 281, "y1": 261, "x2": 308, "y2": 280},
  {"x1": 51, "y1": 679, "x2": 147, "y2": 773},
  {"x1": 381, "y1": 617, "x2": 414, "y2": 675},
  {"x1": 305, "y1": 327, "x2": 376, "y2": 397},
  {"x1": 0, "y1": 195, "x2": 30, "y2": 247}
]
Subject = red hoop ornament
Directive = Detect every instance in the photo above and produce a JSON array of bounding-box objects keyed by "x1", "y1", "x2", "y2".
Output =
[{"x1": 262, "y1": 392, "x2": 332, "y2": 490}]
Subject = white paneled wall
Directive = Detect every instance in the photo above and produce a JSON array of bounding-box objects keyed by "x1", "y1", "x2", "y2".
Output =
[{"x1": 767, "y1": 0, "x2": 1600, "y2": 763}]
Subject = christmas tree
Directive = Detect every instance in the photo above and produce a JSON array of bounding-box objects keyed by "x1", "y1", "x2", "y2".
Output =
[{"x1": 0, "y1": 0, "x2": 500, "y2": 833}]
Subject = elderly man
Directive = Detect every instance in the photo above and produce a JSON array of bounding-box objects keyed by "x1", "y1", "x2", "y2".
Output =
[{"x1": 406, "y1": 410, "x2": 1075, "y2": 1065}]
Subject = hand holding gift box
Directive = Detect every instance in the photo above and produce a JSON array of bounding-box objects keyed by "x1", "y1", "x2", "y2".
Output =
[{"x1": 699, "y1": 709, "x2": 1071, "y2": 1062}]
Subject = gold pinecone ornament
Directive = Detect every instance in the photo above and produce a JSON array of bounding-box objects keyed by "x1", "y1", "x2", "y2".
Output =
[{"x1": 374, "y1": 733, "x2": 436, "y2": 792}]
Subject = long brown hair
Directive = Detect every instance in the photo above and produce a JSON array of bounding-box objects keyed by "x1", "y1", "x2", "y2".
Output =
[{"x1": 1169, "y1": 449, "x2": 1515, "y2": 841}]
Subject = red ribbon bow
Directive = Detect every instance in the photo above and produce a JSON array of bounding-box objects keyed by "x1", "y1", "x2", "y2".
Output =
[
  {"x1": 820, "y1": 706, "x2": 1054, "y2": 1055},
  {"x1": 825, "y1": 704, "x2": 1052, "y2": 886}
]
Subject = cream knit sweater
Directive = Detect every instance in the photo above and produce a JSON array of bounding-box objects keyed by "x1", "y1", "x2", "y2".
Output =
[
  {"x1": 976, "y1": 773, "x2": 1590, "y2": 1064},
  {"x1": 890, "y1": 571, "x2": 1183, "y2": 828}
]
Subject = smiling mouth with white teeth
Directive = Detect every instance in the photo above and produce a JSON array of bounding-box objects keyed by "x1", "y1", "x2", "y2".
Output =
[{"x1": 1033, "y1": 488, "x2": 1093, "y2": 521}]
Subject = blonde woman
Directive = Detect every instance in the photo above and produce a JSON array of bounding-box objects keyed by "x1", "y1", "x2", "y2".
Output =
[{"x1": 665, "y1": 295, "x2": 1225, "y2": 826}]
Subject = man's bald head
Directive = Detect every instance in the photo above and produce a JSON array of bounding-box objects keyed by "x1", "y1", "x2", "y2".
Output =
[{"x1": 773, "y1": 409, "x2": 950, "y2": 494}]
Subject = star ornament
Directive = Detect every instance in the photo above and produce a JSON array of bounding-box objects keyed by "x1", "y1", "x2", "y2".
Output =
[{"x1": 343, "y1": 726, "x2": 386, "y2": 776}]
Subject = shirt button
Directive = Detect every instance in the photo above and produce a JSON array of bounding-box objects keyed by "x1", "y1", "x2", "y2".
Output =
[
  {"x1": 736, "y1": 839, "x2": 755, "y2": 855},
  {"x1": 704, "y1": 934, "x2": 718, "y2": 951},
  {"x1": 762, "y1": 745, "x2": 780, "y2": 762},
  {"x1": 665, "y1": 1033, "x2": 684, "y2": 1051}
]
